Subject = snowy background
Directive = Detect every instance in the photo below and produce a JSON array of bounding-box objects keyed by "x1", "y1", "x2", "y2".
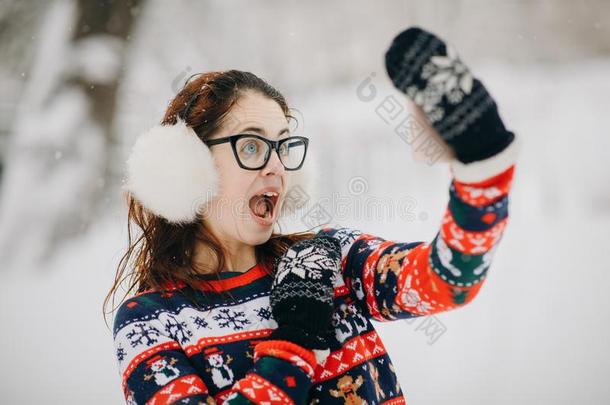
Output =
[{"x1": 1, "y1": 0, "x2": 609, "y2": 404}]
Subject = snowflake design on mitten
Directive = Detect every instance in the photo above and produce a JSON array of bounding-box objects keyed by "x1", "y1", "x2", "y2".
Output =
[
  {"x1": 405, "y1": 83, "x2": 445, "y2": 123},
  {"x1": 422, "y1": 81, "x2": 444, "y2": 106},
  {"x1": 426, "y1": 105, "x2": 444, "y2": 123},
  {"x1": 274, "y1": 244, "x2": 339, "y2": 286},
  {"x1": 447, "y1": 88, "x2": 464, "y2": 104},
  {"x1": 421, "y1": 62, "x2": 436, "y2": 79},
  {"x1": 424, "y1": 44, "x2": 473, "y2": 104},
  {"x1": 407, "y1": 43, "x2": 475, "y2": 124}
]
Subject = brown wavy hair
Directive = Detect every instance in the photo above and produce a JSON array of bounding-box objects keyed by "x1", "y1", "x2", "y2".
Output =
[{"x1": 103, "y1": 70, "x2": 318, "y2": 328}]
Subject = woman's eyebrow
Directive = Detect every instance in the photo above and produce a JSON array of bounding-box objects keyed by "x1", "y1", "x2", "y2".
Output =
[{"x1": 241, "y1": 126, "x2": 290, "y2": 137}]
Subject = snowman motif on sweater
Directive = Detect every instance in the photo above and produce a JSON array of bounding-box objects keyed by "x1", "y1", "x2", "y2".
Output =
[
  {"x1": 143, "y1": 354, "x2": 180, "y2": 386},
  {"x1": 203, "y1": 346, "x2": 234, "y2": 389}
]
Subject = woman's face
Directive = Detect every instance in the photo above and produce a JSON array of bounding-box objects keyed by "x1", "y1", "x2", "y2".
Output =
[{"x1": 202, "y1": 90, "x2": 292, "y2": 247}]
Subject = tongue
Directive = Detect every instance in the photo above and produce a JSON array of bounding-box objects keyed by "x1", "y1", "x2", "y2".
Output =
[{"x1": 249, "y1": 195, "x2": 272, "y2": 218}]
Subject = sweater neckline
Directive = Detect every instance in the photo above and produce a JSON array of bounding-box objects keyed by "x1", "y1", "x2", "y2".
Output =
[
  {"x1": 194, "y1": 263, "x2": 260, "y2": 279},
  {"x1": 160, "y1": 262, "x2": 271, "y2": 292}
]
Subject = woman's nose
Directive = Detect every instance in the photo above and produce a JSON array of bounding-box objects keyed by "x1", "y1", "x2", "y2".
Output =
[{"x1": 262, "y1": 148, "x2": 286, "y2": 176}]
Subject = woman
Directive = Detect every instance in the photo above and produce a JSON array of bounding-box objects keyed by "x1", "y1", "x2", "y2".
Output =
[{"x1": 106, "y1": 27, "x2": 520, "y2": 404}]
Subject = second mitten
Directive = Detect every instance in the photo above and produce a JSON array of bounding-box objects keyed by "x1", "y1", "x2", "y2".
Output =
[{"x1": 268, "y1": 236, "x2": 342, "y2": 356}]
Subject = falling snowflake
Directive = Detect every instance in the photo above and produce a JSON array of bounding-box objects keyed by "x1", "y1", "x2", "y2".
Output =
[
  {"x1": 125, "y1": 323, "x2": 161, "y2": 348},
  {"x1": 162, "y1": 314, "x2": 193, "y2": 344},
  {"x1": 212, "y1": 308, "x2": 251, "y2": 330}
]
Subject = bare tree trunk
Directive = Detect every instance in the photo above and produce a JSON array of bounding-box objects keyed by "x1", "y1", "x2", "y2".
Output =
[
  {"x1": 72, "y1": 0, "x2": 143, "y2": 217},
  {"x1": 0, "y1": 0, "x2": 142, "y2": 271}
]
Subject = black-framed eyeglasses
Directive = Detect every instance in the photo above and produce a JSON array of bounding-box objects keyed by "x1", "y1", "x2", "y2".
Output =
[{"x1": 203, "y1": 134, "x2": 309, "y2": 171}]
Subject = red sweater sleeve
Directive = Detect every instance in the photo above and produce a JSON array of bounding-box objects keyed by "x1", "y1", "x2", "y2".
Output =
[{"x1": 317, "y1": 137, "x2": 520, "y2": 322}]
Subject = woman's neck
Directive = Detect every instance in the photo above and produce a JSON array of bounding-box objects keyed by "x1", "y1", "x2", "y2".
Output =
[{"x1": 192, "y1": 238, "x2": 257, "y2": 274}]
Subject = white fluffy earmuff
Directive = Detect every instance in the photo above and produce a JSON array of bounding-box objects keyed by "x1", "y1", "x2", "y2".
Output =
[{"x1": 122, "y1": 118, "x2": 220, "y2": 224}]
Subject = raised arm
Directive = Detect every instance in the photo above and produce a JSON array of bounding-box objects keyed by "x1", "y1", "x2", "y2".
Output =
[
  {"x1": 317, "y1": 27, "x2": 520, "y2": 322},
  {"x1": 318, "y1": 146, "x2": 517, "y2": 322}
]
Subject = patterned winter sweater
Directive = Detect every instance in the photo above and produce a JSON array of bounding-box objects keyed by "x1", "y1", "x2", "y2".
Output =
[{"x1": 112, "y1": 139, "x2": 519, "y2": 404}]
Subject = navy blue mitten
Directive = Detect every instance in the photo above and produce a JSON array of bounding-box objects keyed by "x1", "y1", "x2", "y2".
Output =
[
  {"x1": 268, "y1": 236, "x2": 342, "y2": 355},
  {"x1": 385, "y1": 27, "x2": 515, "y2": 164}
]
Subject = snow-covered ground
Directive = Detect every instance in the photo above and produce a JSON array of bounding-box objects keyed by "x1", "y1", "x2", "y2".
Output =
[{"x1": 1, "y1": 56, "x2": 609, "y2": 404}]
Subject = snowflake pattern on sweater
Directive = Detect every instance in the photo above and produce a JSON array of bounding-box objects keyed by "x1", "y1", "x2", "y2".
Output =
[{"x1": 112, "y1": 147, "x2": 517, "y2": 404}]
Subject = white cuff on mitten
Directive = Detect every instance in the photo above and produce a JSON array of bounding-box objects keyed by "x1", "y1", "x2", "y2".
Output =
[{"x1": 449, "y1": 134, "x2": 521, "y2": 183}]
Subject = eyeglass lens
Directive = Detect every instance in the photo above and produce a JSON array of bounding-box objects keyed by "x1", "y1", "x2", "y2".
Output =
[{"x1": 235, "y1": 136, "x2": 306, "y2": 169}]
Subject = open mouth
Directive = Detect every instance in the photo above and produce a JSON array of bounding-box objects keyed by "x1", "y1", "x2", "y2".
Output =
[{"x1": 248, "y1": 191, "x2": 279, "y2": 221}]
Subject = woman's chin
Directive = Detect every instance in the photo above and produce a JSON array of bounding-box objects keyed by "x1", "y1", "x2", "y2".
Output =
[
  {"x1": 243, "y1": 229, "x2": 273, "y2": 247},
  {"x1": 241, "y1": 214, "x2": 274, "y2": 242}
]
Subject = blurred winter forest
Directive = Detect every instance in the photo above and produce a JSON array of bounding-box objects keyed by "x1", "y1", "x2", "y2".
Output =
[{"x1": 1, "y1": 0, "x2": 609, "y2": 404}]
